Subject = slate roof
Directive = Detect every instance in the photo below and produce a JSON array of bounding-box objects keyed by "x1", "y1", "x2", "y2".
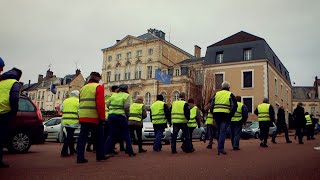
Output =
[
  {"x1": 208, "y1": 31, "x2": 264, "y2": 47},
  {"x1": 292, "y1": 86, "x2": 316, "y2": 99},
  {"x1": 179, "y1": 57, "x2": 204, "y2": 64}
]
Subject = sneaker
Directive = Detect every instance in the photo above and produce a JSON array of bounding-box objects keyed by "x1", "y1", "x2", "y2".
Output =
[
  {"x1": 77, "y1": 159, "x2": 88, "y2": 164},
  {"x1": 0, "y1": 161, "x2": 9, "y2": 168},
  {"x1": 271, "y1": 140, "x2": 277, "y2": 144},
  {"x1": 233, "y1": 147, "x2": 240, "y2": 150},
  {"x1": 262, "y1": 144, "x2": 268, "y2": 148},
  {"x1": 96, "y1": 156, "x2": 109, "y2": 162},
  {"x1": 128, "y1": 153, "x2": 136, "y2": 157},
  {"x1": 206, "y1": 145, "x2": 212, "y2": 149},
  {"x1": 218, "y1": 150, "x2": 227, "y2": 155}
]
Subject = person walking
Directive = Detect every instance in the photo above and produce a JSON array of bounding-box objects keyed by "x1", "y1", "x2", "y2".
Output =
[
  {"x1": 187, "y1": 98, "x2": 202, "y2": 151},
  {"x1": 171, "y1": 92, "x2": 192, "y2": 154},
  {"x1": 104, "y1": 84, "x2": 136, "y2": 157},
  {"x1": 230, "y1": 96, "x2": 248, "y2": 150},
  {"x1": 0, "y1": 68, "x2": 22, "y2": 168},
  {"x1": 128, "y1": 95, "x2": 147, "y2": 153},
  {"x1": 151, "y1": 94, "x2": 171, "y2": 152},
  {"x1": 271, "y1": 106, "x2": 292, "y2": 144},
  {"x1": 254, "y1": 98, "x2": 275, "y2": 148},
  {"x1": 293, "y1": 102, "x2": 306, "y2": 144},
  {"x1": 210, "y1": 81, "x2": 237, "y2": 155},
  {"x1": 60, "y1": 90, "x2": 80, "y2": 157},
  {"x1": 76, "y1": 72, "x2": 107, "y2": 163},
  {"x1": 305, "y1": 112, "x2": 315, "y2": 140},
  {"x1": 205, "y1": 111, "x2": 216, "y2": 149}
]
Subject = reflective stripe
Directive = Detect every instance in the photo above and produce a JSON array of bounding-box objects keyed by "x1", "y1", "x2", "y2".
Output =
[
  {"x1": 79, "y1": 98, "x2": 96, "y2": 102},
  {"x1": 79, "y1": 83, "x2": 99, "y2": 118},
  {"x1": 213, "y1": 90, "x2": 232, "y2": 113},
  {"x1": 129, "y1": 103, "x2": 143, "y2": 122},
  {"x1": 151, "y1": 101, "x2": 166, "y2": 124},
  {"x1": 257, "y1": 103, "x2": 270, "y2": 121},
  {"x1": 108, "y1": 92, "x2": 130, "y2": 115},
  {"x1": 188, "y1": 106, "x2": 198, "y2": 127},
  {"x1": 205, "y1": 113, "x2": 215, "y2": 125},
  {"x1": 63, "y1": 112, "x2": 78, "y2": 115},
  {"x1": 79, "y1": 106, "x2": 97, "y2": 109},
  {"x1": 231, "y1": 102, "x2": 243, "y2": 122},
  {"x1": 0, "y1": 79, "x2": 18, "y2": 114},
  {"x1": 305, "y1": 115, "x2": 312, "y2": 125},
  {"x1": 171, "y1": 101, "x2": 188, "y2": 124}
]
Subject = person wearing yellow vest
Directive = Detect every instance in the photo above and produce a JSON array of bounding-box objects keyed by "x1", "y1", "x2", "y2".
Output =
[
  {"x1": 128, "y1": 95, "x2": 147, "y2": 153},
  {"x1": 187, "y1": 98, "x2": 202, "y2": 151},
  {"x1": 204, "y1": 99, "x2": 216, "y2": 149},
  {"x1": 77, "y1": 72, "x2": 107, "y2": 164},
  {"x1": 0, "y1": 67, "x2": 22, "y2": 168},
  {"x1": 305, "y1": 112, "x2": 315, "y2": 140},
  {"x1": 151, "y1": 94, "x2": 171, "y2": 152},
  {"x1": 254, "y1": 98, "x2": 275, "y2": 148},
  {"x1": 104, "y1": 84, "x2": 136, "y2": 157},
  {"x1": 230, "y1": 96, "x2": 248, "y2": 150},
  {"x1": 170, "y1": 92, "x2": 193, "y2": 154},
  {"x1": 210, "y1": 81, "x2": 237, "y2": 155},
  {"x1": 60, "y1": 90, "x2": 80, "y2": 157}
]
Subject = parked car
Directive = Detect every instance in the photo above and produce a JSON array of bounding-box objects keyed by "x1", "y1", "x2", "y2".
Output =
[
  {"x1": 133, "y1": 112, "x2": 171, "y2": 144},
  {"x1": 5, "y1": 95, "x2": 44, "y2": 153},
  {"x1": 171, "y1": 125, "x2": 206, "y2": 141},
  {"x1": 247, "y1": 122, "x2": 277, "y2": 139},
  {"x1": 43, "y1": 117, "x2": 80, "y2": 142}
]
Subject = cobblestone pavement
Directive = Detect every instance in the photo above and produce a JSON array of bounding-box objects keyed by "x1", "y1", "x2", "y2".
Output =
[{"x1": 1, "y1": 137, "x2": 320, "y2": 180}]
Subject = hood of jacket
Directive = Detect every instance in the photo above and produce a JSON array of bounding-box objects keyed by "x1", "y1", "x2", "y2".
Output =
[{"x1": 0, "y1": 68, "x2": 21, "y2": 81}]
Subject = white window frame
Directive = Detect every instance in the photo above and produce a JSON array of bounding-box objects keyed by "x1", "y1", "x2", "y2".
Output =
[
  {"x1": 106, "y1": 71, "x2": 111, "y2": 82},
  {"x1": 286, "y1": 88, "x2": 289, "y2": 104},
  {"x1": 115, "y1": 65, "x2": 121, "y2": 81},
  {"x1": 125, "y1": 64, "x2": 131, "y2": 80},
  {"x1": 133, "y1": 92, "x2": 140, "y2": 101},
  {"x1": 136, "y1": 50, "x2": 142, "y2": 57},
  {"x1": 243, "y1": 48, "x2": 252, "y2": 60},
  {"x1": 275, "y1": 78, "x2": 278, "y2": 96},
  {"x1": 241, "y1": 69, "x2": 254, "y2": 89},
  {"x1": 147, "y1": 66, "x2": 152, "y2": 79},
  {"x1": 116, "y1": 54, "x2": 122, "y2": 60},
  {"x1": 216, "y1": 52, "x2": 223, "y2": 63},
  {"x1": 214, "y1": 72, "x2": 225, "y2": 89},
  {"x1": 241, "y1": 96, "x2": 254, "y2": 114},
  {"x1": 174, "y1": 68, "x2": 180, "y2": 76}
]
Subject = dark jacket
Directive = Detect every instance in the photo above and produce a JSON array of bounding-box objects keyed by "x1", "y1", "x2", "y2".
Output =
[
  {"x1": 276, "y1": 108, "x2": 286, "y2": 126},
  {"x1": 254, "y1": 104, "x2": 275, "y2": 122},
  {"x1": 240, "y1": 104, "x2": 249, "y2": 123},
  {"x1": 293, "y1": 106, "x2": 306, "y2": 128},
  {"x1": 0, "y1": 69, "x2": 21, "y2": 116}
]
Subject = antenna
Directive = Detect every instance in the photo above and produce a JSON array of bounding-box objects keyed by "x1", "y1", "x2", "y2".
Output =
[
  {"x1": 74, "y1": 60, "x2": 79, "y2": 69},
  {"x1": 48, "y1": 63, "x2": 52, "y2": 69}
]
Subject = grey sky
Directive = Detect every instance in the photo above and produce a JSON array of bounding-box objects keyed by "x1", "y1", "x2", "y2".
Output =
[{"x1": 1, "y1": 0, "x2": 319, "y2": 86}]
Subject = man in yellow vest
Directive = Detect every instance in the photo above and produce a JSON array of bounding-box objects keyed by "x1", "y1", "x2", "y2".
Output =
[
  {"x1": 0, "y1": 68, "x2": 22, "y2": 168},
  {"x1": 151, "y1": 94, "x2": 171, "y2": 152},
  {"x1": 77, "y1": 72, "x2": 107, "y2": 164},
  {"x1": 230, "y1": 96, "x2": 248, "y2": 150},
  {"x1": 104, "y1": 84, "x2": 136, "y2": 157},
  {"x1": 187, "y1": 98, "x2": 202, "y2": 151},
  {"x1": 254, "y1": 98, "x2": 275, "y2": 148},
  {"x1": 305, "y1": 112, "x2": 315, "y2": 140},
  {"x1": 210, "y1": 81, "x2": 237, "y2": 155},
  {"x1": 204, "y1": 99, "x2": 216, "y2": 149},
  {"x1": 128, "y1": 95, "x2": 147, "y2": 153},
  {"x1": 171, "y1": 92, "x2": 192, "y2": 154},
  {"x1": 60, "y1": 90, "x2": 80, "y2": 157}
]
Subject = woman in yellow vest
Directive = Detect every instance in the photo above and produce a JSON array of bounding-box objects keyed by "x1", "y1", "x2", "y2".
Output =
[
  {"x1": 60, "y1": 90, "x2": 80, "y2": 157},
  {"x1": 128, "y1": 95, "x2": 147, "y2": 153},
  {"x1": 305, "y1": 112, "x2": 315, "y2": 140}
]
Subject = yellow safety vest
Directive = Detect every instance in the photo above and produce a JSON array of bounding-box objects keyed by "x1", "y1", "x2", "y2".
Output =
[
  {"x1": 79, "y1": 83, "x2": 99, "y2": 118},
  {"x1": 128, "y1": 103, "x2": 144, "y2": 122},
  {"x1": 213, "y1": 90, "x2": 231, "y2": 113},
  {"x1": 305, "y1": 115, "x2": 312, "y2": 125},
  {"x1": 257, "y1": 103, "x2": 270, "y2": 121},
  {"x1": 205, "y1": 113, "x2": 215, "y2": 125},
  {"x1": 105, "y1": 94, "x2": 111, "y2": 120},
  {"x1": 108, "y1": 92, "x2": 130, "y2": 115},
  {"x1": 151, "y1": 101, "x2": 166, "y2": 124},
  {"x1": 188, "y1": 106, "x2": 198, "y2": 127},
  {"x1": 171, "y1": 100, "x2": 188, "y2": 124},
  {"x1": 0, "y1": 79, "x2": 18, "y2": 114},
  {"x1": 62, "y1": 97, "x2": 79, "y2": 125},
  {"x1": 231, "y1": 102, "x2": 244, "y2": 122}
]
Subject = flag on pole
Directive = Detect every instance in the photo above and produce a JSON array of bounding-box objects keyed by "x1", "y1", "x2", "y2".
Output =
[
  {"x1": 155, "y1": 69, "x2": 171, "y2": 84},
  {"x1": 50, "y1": 82, "x2": 57, "y2": 94}
]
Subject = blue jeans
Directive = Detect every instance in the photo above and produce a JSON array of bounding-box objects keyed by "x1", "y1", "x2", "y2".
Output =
[
  {"x1": 77, "y1": 122, "x2": 104, "y2": 161},
  {"x1": 230, "y1": 121, "x2": 242, "y2": 148},
  {"x1": 153, "y1": 124, "x2": 166, "y2": 151},
  {"x1": 61, "y1": 127, "x2": 76, "y2": 155},
  {"x1": 214, "y1": 113, "x2": 231, "y2": 152},
  {"x1": 104, "y1": 114, "x2": 134, "y2": 154},
  {"x1": 171, "y1": 123, "x2": 191, "y2": 152}
]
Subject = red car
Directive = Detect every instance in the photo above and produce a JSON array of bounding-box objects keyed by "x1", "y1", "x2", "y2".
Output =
[{"x1": 6, "y1": 95, "x2": 44, "y2": 153}]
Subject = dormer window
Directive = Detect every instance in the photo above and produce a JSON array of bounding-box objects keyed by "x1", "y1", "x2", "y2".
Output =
[
  {"x1": 216, "y1": 52, "x2": 223, "y2": 63},
  {"x1": 243, "y1": 48, "x2": 252, "y2": 60}
]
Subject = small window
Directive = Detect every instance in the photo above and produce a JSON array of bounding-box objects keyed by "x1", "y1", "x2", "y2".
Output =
[
  {"x1": 216, "y1": 52, "x2": 223, "y2": 63},
  {"x1": 215, "y1": 73, "x2": 224, "y2": 89},
  {"x1": 57, "y1": 91, "x2": 60, "y2": 99},
  {"x1": 127, "y1": 52, "x2": 131, "y2": 58},
  {"x1": 137, "y1": 50, "x2": 142, "y2": 57},
  {"x1": 108, "y1": 56, "x2": 112, "y2": 61},
  {"x1": 148, "y1": 49, "x2": 153, "y2": 55},
  {"x1": 243, "y1": 48, "x2": 252, "y2": 60},
  {"x1": 125, "y1": 63, "x2": 131, "y2": 80},
  {"x1": 115, "y1": 65, "x2": 121, "y2": 81},
  {"x1": 41, "y1": 102, "x2": 44, "y2": 110},
  {"x1": 18, "y1": 98, "x2": 35, "y2": 112},
  {"x1": 242, "y1": 70, "x2": 253, "y2": 88},
  {"x1": 147, "y1": 66, "x2": 152, "y2": 79},
  {"x1": 275, "y1": 79, "x2": 278, "y2": 96},
  {"x1": 116, "y1": 54, "x2": 122, "y2": 60},
  {"x1": 280, "y1": 84, "x2": 283, "y2": 100},
  {"x1": 106, "y1": 71, "x2": 111, "y2": 82},
  {"x1": 41, "y1": 91, "x2": 44, "y2": 99},
  {"x1": 174, "y1": 68, "x2": 180, "y2": 76},
  {"x1": 242, "y1": 97, "x2": 253, "y2": 113}
]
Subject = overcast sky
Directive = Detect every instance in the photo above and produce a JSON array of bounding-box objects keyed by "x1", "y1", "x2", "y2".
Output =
[{"x1": 1, "y1": 0, "x2": 319, "y2": 86}]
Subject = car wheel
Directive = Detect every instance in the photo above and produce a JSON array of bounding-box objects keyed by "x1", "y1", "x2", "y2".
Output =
[
  {"x1": 8, "y1": 132, "x2": 31, "y2": 153},
  {"x1": 254, "y1": 132, "x2": 259, "y2": 139},
  {"x1": 200, "y1": 132, "x2": 206, "y2": 141}
]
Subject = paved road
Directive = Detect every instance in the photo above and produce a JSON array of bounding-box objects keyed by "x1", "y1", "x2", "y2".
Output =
[{"x1": 1, "y1": 138, "x2": 320, "y2": 180}]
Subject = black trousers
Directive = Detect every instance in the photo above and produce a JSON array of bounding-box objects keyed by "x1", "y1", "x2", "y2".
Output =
[
  {"x1": 188, "y1": 127, "x2": 196, "y2": 149},
  {"x1": 295, "y1": 127, "x2": 304, "y2": 143},
  {"x1": 306, "y1": 125, "x2": 315, "y2": 139},
  {"x1": 259, "y1": 121, "x2": 270, "y2": 145},
  {"x1": 0, "y1": 113, "x2": 11, "y2": 162},
  {"x1": 129, "y1": 125, "x2": 143, "y2": 151},
  {"x1": 61, "y1": 127, "x2": 76, "y2": 155},
  {"x1": 272, "y1": 124, "x2": 290, "y2": 142}
]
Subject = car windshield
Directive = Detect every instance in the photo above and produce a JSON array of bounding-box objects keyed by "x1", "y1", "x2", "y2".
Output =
[{"x1": 250, "y1": 123, "x2": 259, "y2": 129}]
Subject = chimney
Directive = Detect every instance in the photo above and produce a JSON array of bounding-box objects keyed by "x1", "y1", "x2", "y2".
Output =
[
  {"x1": 38, "y1": 74, "x2": 43, "y2": 83},
  {"x1": 46, "y1": 69, "x2": 54, "y2": 79},
  {"x1": 194, "y1": 45, "x2": 201, "y2": 57},
  {"x1": 28, "y1": 80, "x2": 31, "y2": 87},
  {"x1": 116, "y1": 40, "x2": 120, "y2": 43},
  {"x1": 76, "y1": 69, "x2": 81, "y2": 76}
]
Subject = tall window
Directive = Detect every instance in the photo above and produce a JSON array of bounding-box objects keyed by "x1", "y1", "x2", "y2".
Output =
[
  {"x1": 133, "y1": 92, "x2": 140, "y2": 101},
  {"x1": 108, "y1": 56, "x2": 112, "y2": 61},
  {"x1": 215, "y1": 73, "x2": 224, "y2": 90},
  {"x1": 41, "y1": 102, "x2": 44, "y2": 110},
  {"x1": 136, "y1": 50, "x2": 142, "y2": 57},
  {"x1": 161, "y1": 92, "x2": 167, "y2": 103},
  {"x1": 148, "y1": 48, "x2": 153, "y2": 55},
  {"x1": 243, "y1": 48, "x2": 252, "y2": 60},
  {"x1": 115, "y1": 65, "x2": 121, "y2": 81},
  {"x1": 242, "y1": 97, "x2": 253, "y2": 114},
  {"x1": 125, "y1": 63, "x2": 131, "y2": 80},
  {"x1": 280, "y1": 84, "x2": 283, "y2": 100},
  {"x1": 116, "y1": 54, "x2": 122, "y2": 60},
  {"x1": 275, "y1": 78, "x2": 278, "y2": 95},
  {"x1": 57, "y1": 91, "x2": 60, "y2": 99},
  {"x1": 37, "y1": 92, "x2": 40, "y2": 100},
  {"x1": 173, "y1": 91, "x2": 180, "y2": 102},
  {"x1": 242, "y1": 70, "x2": 253, "y2": 88},
  {"x1": 127, "y1": 52, "x2": 131, "y2": 58},
  {"x1": 135, "y1": 62, "x2": 142, "y2": 79},
  {"x1": 145, "y1": 92, "x2": 151, "y2": 106},
  {"x1": 174, "y1": 68, "x2": 180, "y2": 76},
  {"x1": 216, "y1": 52, "x2": 223, "y2": 63},
  {"x1": 41, "y1": 91, "x2": 44, "y2": 99},
  {"x1": 286, "y1": 89, "x2": 289, "y2": 103},
  {"x1": 147, "y1": 66, "x2": 152, "y2": 79},
  {"x1": 106, "y1": 71, "x2": 111, "y2": 82}
]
